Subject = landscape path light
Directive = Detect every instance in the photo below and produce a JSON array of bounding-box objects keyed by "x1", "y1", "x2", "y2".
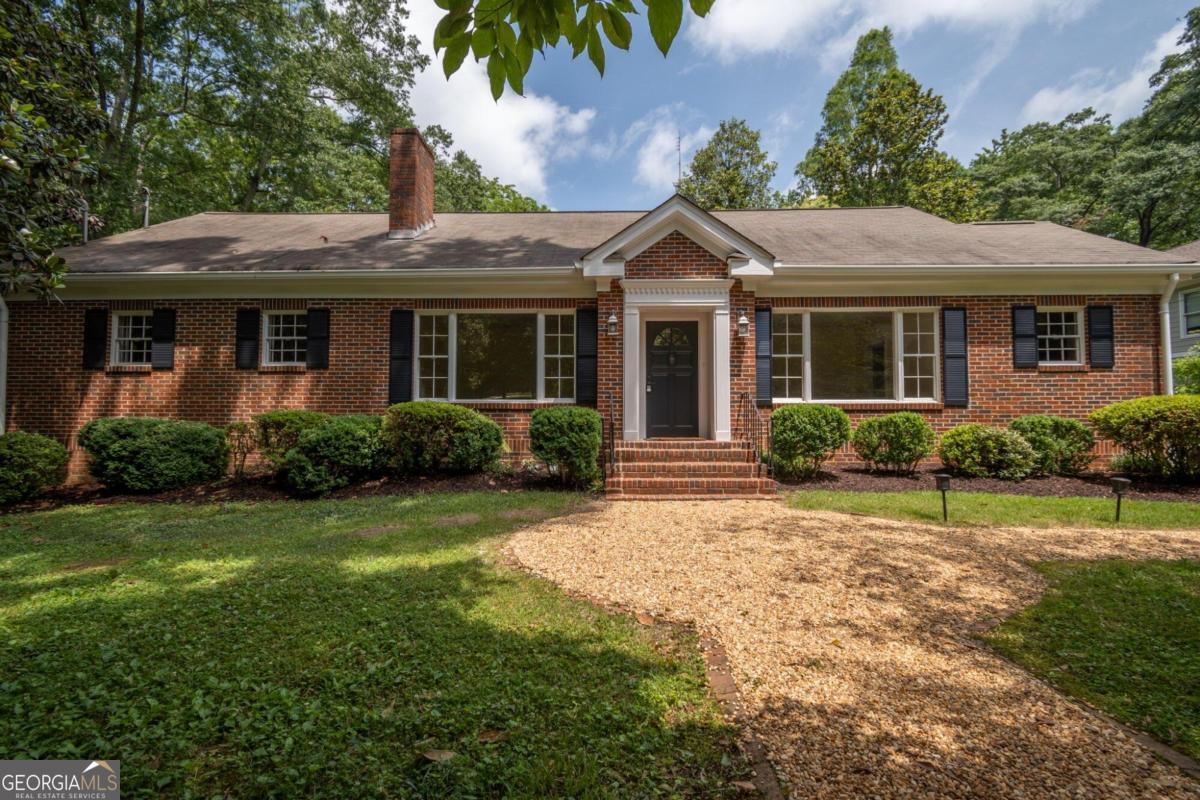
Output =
[
  {"x1": 934, "y1": 473, "x2": 952, "y2": 522},
  {"x1": 1110, "y1": 476, "x2": 1132, "y2": 523}
]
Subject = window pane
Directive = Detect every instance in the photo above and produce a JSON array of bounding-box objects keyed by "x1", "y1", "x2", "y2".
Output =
[
  {"x1": 1186, "y1": 292, "x2": 1200, "y2": 334},
  {"x1": 115, "y1": 313, "x2": 153, "y2": 364},
  {"x1": 770, "y1": 314, "x2": 804, "y2": 399},
  {"x1": 542, "y1": 312, "x2": 575, "y2": 400},
  {"x1": 810, "y1": 312, "x2": 894, "y2": 400},
  {"x1": 457, "y1": 313, "x2": 537, "y2": 400},
  {"x1": 416, "y1": 314, "x2": 449, "y2": 398},
  {"x1": 1036, "y1": 310, "x2": 1081, "y2": 363},
  {"x1": 264, "y1": 313, "x2": 307, "y2": 365}
]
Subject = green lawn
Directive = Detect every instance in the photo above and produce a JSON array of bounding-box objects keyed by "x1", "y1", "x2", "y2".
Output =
[
  {"x1": 788, "y1": 489, "x2": 1200, "y2": 529},
  {"x1": 985, "y1": 560, "x2": 1200, "y2": 759},
  {"x1": 0, "y1": 492, "x2": 748, "y2": 798}
]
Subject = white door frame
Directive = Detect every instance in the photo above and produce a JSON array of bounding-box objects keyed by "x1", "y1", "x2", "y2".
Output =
[{"x1": 620, "y1": 279, "x2": 732, "y2": 441}]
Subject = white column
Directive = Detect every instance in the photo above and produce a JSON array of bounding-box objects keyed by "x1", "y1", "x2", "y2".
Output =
[
  {"x1": 623, "y1": 306, "x2": 641, "y2": 440},
  {"x1": 712, "y1": 304, "x2": 732, "y2": 441}
]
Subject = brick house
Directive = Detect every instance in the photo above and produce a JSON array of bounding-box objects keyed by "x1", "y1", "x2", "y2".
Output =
[{"x1": 1, "y1": 128, "x2": 1194, "y2": 497}]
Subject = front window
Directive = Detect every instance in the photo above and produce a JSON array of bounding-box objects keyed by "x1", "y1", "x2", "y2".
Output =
[
  {"x1": 263, "y1": 312, "x2": 307, "y2": 366},
  {"x1": 1184, "y1": 291, "x2": 1200, "y2": 337},
  {"x1": 415, "y1": 311, "x2": 576, "y2": 402},
  {"x1": 769, "y1": 310, "x2": 938, "y2": 402},
  {"x1": 112, "y1": 312, "x2": 153, "y2": 365},
  {"x1": 1036, "y1": 309, "x2": 1082, "y2": 364}
]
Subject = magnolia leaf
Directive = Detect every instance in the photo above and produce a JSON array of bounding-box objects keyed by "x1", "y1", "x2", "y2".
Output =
[
  {"x1": 689, "y1": 0, "x2": 716, "y2": 15},
  {"x1": 603, "y1": 8, "x2": 633, "y2": 50},
  {"x1": 486, "y1": 51, "x2": 506, "y2": 100},
  {"x1": 442, "y1": 35, "x2": 470, "y2": 79},
  {"x1": 647, "y1": 0, "x2": 683, "y2": 56},
  {"x1": 505, "y1": 50, "x2": 525, "y2": 95},
  {"x1": 422, "y1": 749, "x2": 456, "y2": 763},
  {"x1": 587, "y1": 27, "x2": 605, "y2": 76},
  {"x1": 477, "y1": 729, "x2": 507, "y2": 743},
  {"x1": 471, "y1": 27, "x2": 495, "y2": 60}
]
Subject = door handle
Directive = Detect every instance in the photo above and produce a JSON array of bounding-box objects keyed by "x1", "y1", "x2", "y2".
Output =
[{"x1": 646, "y1": 383, "x2": 652, "y2": 393}]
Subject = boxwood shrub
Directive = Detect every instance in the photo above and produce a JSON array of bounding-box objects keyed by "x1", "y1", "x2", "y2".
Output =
[
  {"x1": 0, "y1": 432, "x2": 68, "y2": 505},
  {"x1": 937, "y1": 423, "x2": 1035, "y2": 480},
  {"x1": 1008, "y1": 414, "x2": 1095, "y2": 476},
  {"x1": 771, "y1": 404, "x2": 851, "y2": 480},
  {"x1": 382, "y1": 401, "x2": 504, "y2": 474},
  {"x1": 1090, "y1": 395, "x2": 1200, "y2": 482},
  {"x1": 850, "y1": 412, "x2": 935, "y2": 475},
  {"x1": 279, "y1": 415, "x2": 386, "y2": 497},
  {"x1": 78, "y1": 417, "x2": 228, "y2": 492},
  {"x1": 254, "y1": 409, "x2": 330, "y2": 468},
  {"x1": 529, "y1": 406, "x2": 602, "y2": 487}
]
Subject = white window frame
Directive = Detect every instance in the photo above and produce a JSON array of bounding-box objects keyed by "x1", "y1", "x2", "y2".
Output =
[
  {"x1": 261, "y1": 310, "x2": 308, "y2": 367},
  {"x1": 414, "y1": 310, "x2": 577, "y2": 403},
  {"x1": 1181, "y1": 289, "x2": 1200, "y2": 339},
  {"x1": 770, "y1": 308, "x2": 940, "y2": 404},
  {"x1": 1035, "y1": 306, "x2": 1084, "y2": 366},
  {"x1": 110, "y1": 310, "x2": 154, "y2": 366}
]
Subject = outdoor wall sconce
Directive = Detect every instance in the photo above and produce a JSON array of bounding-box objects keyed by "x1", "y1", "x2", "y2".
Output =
[
  {"x1": 1110, "y1": 476, "x2": 1131, "y2": 522},
  {"x1": 934, "y1": 473, "x2": 952, "y2": 522},
  {"x1": 736, "y1": 309, "x2": 750, "y2": 338},
  {"x1": 604, "y1": 312, "x2": 618, "y2": 335}
]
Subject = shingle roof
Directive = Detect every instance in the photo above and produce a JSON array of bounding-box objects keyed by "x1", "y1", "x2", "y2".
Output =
[
  {"x1": 1167, "y1": 239, "x2": 1200, "y2": 262},
  {"x1": 57, "y1": 207, "x2": 1189, "y2": 274}
]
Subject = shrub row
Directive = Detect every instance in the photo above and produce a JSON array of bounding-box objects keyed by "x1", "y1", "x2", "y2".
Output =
[
  {"x1": 63, "y1": 403, "x2": 604, "y2": 500},
  {"x1": 771, "y1": 406, "x2": 1097, "y2": 482}
]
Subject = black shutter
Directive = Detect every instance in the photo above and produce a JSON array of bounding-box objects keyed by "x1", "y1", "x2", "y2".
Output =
[
  {"x1": 150, "y1": 308, "x2": 176, "y2": 370},
  {"x1": 235, "y1": 309, "x2": 260, "y2": 369},
  {"x1": 1011, "y1": 304, "x2": 1038, "y2": 368},
  {"x1": 305, "y1": 309, "x2": 329, "y2": 369},
  {"x1": 942, "y1": 307, "x2": 969, "y2": 407},
  {"x1": 82, "y1": 308, "x2": 108, "y2": 370},
  {"x1": 755, "y1": 308, "x2": 772, "y2": 407},
  {"x1": 1087, "y1": 305, "x2": 1115, "y2": 368},
  {"x1": 388, "y1": 309, "x2": 414, "y2": 404},
  {"x1": 575, "y1": 308, "x2": 598, "y2": 406}
]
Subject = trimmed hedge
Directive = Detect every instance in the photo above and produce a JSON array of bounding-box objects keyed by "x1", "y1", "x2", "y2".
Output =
[
  {"x1": 78, "y1": 417, "x2": 228, "y2": 492},
  {"x1": 937, "y1": 423, "x2": 1035, "y2": 480},
  {"x1": 382, "y1": 401, "x2": 504, "y2": 474},
  {"x1": 254, "y1": 410, "x2": 330, "y2": 468},
  {"x1": 771, "y1": 404, "x2": 851, "y2": 480},
  {"x1": 0, "y1": 432, "x2": 68, "y2": 505},
  {"x1": 1090, "y1": 395, "x2": 1200, "y2": 482},
  {"x1": 1008, "y1": 415, "x2": 1095, "y2": 476},
  {"x1": 851, "y1": 412, "x2": 935, "y2": 475},
  {"x1": 529, "y1": 406, "x2": 602, "y2": 487},
  {"x1": 279, "y1": 415, "x2": 386, "y2": 497}
]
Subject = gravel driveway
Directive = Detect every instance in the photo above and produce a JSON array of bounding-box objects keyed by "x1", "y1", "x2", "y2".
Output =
[{"x1": 506, "y1": 501, "x2": 1200, "y2": 799}]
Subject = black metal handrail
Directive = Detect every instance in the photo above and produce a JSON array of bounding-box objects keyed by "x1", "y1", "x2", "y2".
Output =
[
  {"x1": 604, "y1": 389, "x2": 616, "y2": 476},
  {"x1": 740, "y1": 391, "x2": 763, "y2": 478}
]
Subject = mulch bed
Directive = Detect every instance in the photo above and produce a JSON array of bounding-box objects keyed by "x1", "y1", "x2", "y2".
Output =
[
  {"x1": 5, "y1": 469, "x2": 569, "y2": 515},
  {"x1": 782, "y1": 466, "x2": 1200, "y2": 502}
]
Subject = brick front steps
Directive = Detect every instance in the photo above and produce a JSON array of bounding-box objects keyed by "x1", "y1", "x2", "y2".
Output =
[{"x1": 605, "y1": 440, "x2": 777, "y2": 500}]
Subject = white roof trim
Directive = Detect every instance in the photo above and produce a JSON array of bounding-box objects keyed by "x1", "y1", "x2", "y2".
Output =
[{"x1": 579, "y1": 195, "x2": 775, "y2": 278}]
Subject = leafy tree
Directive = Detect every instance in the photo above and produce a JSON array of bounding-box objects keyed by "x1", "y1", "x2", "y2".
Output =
[
  {"x1": 1099, "y1": 118, "x2": 1200, "y2": 247},
  {"x1": 423, "y1": 126, "x2": 546, "y2": 211},
  {"x1": 1, "y1": 0, "x2": 105, "y2": 298},
  {"x1": 799, "y1": 26, "x2": 897, "y2": 180},
  {"x1": 799, "y1": 66, "x2": 979, "y2": 220},
  {"x1": 677, "y1": 118, "x2": 777, "y2": 209},
  {"x1": 433, "y1": 0, "x2": 717, "y2": 98},
  {"x1": 969, "y1": 109, "x2": 1116, "y2": 227},
  {"x1": 1147, "y1": 6, "x2": 1200, "y2": 134}
]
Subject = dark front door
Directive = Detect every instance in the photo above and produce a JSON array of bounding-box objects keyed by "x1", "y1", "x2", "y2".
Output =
[{"x1": 646, "y1": 321, "x2": 699, "y2": 438}]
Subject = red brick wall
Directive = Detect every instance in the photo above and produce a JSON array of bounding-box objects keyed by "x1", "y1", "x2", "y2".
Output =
[
  {"x1": 6, "y1": 297, "x2": 592, "y2": 478},
  {"x1": 625, "y1": 230, "x2": 729, "y2": 279},
  {"x1": 388, "y1": 128, "x2": 435, "y2": 236}
]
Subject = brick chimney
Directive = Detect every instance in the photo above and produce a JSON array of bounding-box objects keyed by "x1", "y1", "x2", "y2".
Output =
[{"x1": 388, "y1": 128, "x2": 435, "y2": 240}]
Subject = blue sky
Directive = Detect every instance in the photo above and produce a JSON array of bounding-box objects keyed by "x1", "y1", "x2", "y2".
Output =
[{"x1": 406, "y1": 0, "x2": 1194, "y2": 211}]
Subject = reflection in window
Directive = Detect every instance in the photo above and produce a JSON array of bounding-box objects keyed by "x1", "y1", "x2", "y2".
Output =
[
  {"x1": 455, "y1": 314, "x2": 537, "y2": 400},
  {"x1": 810, "y1": 312, "x2": 894, "y2": 400},
  {"x1": 543, "y1": 313, "x2": 575, "y2": 400},
  {"x1": 771, "y1": 313, "x2": 804, "y2": 399}
]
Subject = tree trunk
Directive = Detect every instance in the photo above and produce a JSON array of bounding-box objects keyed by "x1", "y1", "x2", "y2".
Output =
[
  {"x1": 1138, "y1": 201, "x2": 1157, "y2": 247},
  {"x1": 122, "y1": 0, "x2": 146, "y2": 147},
  {"x1": 76, "y1": 0, "x2": 107, "y2": 115},
  {"x1": 240, "y1": 148, "x2": 271, "y2": 211}
]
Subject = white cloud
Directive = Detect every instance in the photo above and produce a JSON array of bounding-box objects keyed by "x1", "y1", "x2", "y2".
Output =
[
  {"x1": 618, "y1": 105, "x2": 714, "y2": 194},
  {"x1": 405, "y1": 0, "x2": 599, "y2": 201},
  {"x1": 1020, "y1": 22, "x2": 1184, "y2": 123},
  {"x1": 688, "y1": 0, "x2": 1096, "y2": 65}
]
